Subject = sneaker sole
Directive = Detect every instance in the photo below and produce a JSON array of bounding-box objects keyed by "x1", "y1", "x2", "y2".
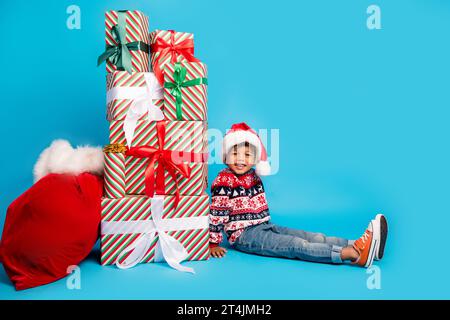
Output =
[
  {"x1": 372, "y1": 216, "x2": 381, "y2": 261},
  {"x1": 374, "y1": 214, "x2": 388, "y2": 260},
  {"x1": 364, "y1": 226, "x2": 378, "y2": 268}
]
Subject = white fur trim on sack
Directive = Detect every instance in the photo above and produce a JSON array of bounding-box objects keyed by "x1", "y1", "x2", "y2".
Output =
[{"x1": 33, "y1": 139, "x2": 104, "y2": 182}]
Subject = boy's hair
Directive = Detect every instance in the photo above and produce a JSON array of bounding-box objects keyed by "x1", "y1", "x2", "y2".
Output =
[{"x1": 224, "y1": 142, "x2": 257, "y2": 163}]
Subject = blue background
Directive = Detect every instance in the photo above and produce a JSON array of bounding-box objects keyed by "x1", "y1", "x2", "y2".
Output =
[{"x1": 1, "y1": 0, "x2": 449, "y2": 299}]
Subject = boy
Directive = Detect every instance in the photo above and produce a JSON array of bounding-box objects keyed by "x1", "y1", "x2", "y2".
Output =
[{"x1": 209, "y1": 122, "x2": 388, "y2": 267}]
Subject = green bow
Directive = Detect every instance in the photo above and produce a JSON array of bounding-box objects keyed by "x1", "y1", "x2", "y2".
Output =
[
  {"x1": 97, "y1": 11, "x2": 149, "y2": 74},
  {"x1": 164, "y1": 63, "x2": 208, "y2": 120}
]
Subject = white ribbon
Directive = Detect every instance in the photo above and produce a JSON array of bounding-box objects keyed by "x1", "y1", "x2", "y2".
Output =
[
  {"x1": 106, "y1": 72, "x2": 165, "y2": 146},
  {"x1": 101, "y1": 195, "x2": 208, "y2": 273}
]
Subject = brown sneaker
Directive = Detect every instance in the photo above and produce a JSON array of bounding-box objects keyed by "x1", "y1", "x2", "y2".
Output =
[{"x1": 352, "y1": 222, "x2": 377, "y2": 268}]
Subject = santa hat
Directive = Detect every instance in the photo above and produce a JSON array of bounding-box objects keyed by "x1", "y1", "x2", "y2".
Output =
[
  {"x1": 33, "y1": 139, "x2": 104, "y2": 183},
  {"x1": 222, "y1": 122, "x2": 271, "y2": 176}
]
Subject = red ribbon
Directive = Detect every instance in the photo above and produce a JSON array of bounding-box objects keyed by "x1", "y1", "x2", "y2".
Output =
[
  {"x1": 126, "y1": 121, "x2": 207, "y2": 207},
  {"x1": 151, "y1": 30, "x2": 200, "y2": 85}
]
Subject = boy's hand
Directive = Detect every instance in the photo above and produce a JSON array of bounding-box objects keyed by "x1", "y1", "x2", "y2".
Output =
[{"x1": 210, "y1": 246, "x2": 227, "y2": 258}]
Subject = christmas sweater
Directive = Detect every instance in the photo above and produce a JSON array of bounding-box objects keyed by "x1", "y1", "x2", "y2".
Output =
[{"x1": 209, "y1": 168, "x2": 270, "y2": 247}]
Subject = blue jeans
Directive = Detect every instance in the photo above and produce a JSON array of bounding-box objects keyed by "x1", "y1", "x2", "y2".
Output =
[{"x1": 232, "y1": 222, "x2": 352, "y2": 264}]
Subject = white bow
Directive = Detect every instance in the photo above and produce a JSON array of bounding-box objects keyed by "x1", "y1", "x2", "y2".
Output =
[
  {"x1": 101, "y1": 196, "x2": 208, "y2": 273},
  {"x1": 106, "y1": 72, "x2": 165, "y2": 146}
]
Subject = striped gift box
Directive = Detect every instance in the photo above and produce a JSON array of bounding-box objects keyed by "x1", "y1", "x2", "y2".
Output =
[
  {"x1": 104, "y1": 151, "x2": 208, "y2": 198},
  {"x1": 105, "y1": 10, "x2": 150, "y2": 73},
  {"x1": 104, "y1": 152, "x2": 126, "y2": 198},
  {"x1": 109, "y1": 120, "x2": 207, "y2": 149},
  {"x1": 104, "y1": 120, "x2": 208, "y2": 198},
  {"x1": 150, "y1": 30, "x2": 194, "y2": 74},
  {"x1": 106, "y1": 71, "x2": 164, "y2": 121},
  {"x1": 163, "y1": 62, "x2": 208, "y2": 121},
  {"x1": 100, "y1": 194, "x2": 210, "y2": 266}
]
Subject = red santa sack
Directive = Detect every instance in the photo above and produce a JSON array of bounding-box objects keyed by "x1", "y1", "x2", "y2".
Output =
[{"x1": 0, "y1": 140, "x2": 104, "y2": 290}]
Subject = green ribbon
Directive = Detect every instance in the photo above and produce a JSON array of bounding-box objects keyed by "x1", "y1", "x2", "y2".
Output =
[
  {"x1": 164, "y1": 63, "x2": 208, "y2": 120},
  {"x1": 97, "y1": 11, "x2": 149, "y2": 74}
]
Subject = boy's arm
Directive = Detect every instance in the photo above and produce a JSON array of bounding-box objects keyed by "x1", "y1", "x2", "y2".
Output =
[{"x1": 209, "y1": 185, "x2": 230, "y2": 248}]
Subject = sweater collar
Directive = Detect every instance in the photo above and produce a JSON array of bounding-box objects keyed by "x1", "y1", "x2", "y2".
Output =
[{"x1": 225, "y1": 167, "x2": 255, "y2": 178}]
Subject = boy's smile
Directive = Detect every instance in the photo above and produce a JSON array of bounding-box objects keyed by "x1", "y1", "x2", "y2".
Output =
[{"x1": 226, "y1": 143, "x2": 256, "y2": 175}]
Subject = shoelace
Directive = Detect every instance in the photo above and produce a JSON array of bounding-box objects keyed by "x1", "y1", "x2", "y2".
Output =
[
  {"x1": 356, "y1": 230, "x2": 371, "y2": 249},
  {"x1": 355, "y1": 230, "x2": 370, "y2": 249}
]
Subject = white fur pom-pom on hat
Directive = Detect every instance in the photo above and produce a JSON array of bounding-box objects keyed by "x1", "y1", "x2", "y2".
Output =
[
  {"x1": 255, "y1": 160, "x2": 271, "y2": 176},
  {"x1": 33, "y1": 139, "x2": 104, "y2": 183}
]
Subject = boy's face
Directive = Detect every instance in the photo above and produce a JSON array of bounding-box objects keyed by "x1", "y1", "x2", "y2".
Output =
[{"x1": 226, "y1": 143, "x2": 256, "y2": 175}]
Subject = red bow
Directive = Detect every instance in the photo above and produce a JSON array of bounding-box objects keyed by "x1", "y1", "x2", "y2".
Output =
[
  {"x1": 151, "y1": 30, "x2": 200, "y2": 85},
  {"x1": 126, "y1": 121, "x2": 207, "y2": 207}
]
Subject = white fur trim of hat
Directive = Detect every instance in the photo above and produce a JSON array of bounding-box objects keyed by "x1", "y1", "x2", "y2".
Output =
[
  {"x1": 33, "y1": 139, "x2": 104, "y2": 183},
  {"x1": 222, "y1": 122, "x2": 271, "y2": 176}
]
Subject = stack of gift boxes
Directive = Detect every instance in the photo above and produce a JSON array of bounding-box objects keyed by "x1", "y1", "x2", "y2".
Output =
[{"x1": 98, "y1": 10, "x2": 210, "y2": 270}]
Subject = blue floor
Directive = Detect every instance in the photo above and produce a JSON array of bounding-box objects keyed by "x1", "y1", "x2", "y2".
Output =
[{"x1": 0, "y1": 209, "x2": 443, "y2": 300}]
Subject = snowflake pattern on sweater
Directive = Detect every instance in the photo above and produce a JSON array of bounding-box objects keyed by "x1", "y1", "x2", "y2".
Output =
[{"x1": 209, "y1": 168, "x2": 270, "y2": 246}]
